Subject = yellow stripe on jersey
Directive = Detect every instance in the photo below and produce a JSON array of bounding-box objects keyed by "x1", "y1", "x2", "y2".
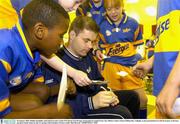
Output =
[
  {"x1": 132, "y1": 39, "x2": 144, "y2": 46},
  {"x1": 0, "y1": 59, "x2": 11, "y2": 73},
  {"x1": 33, "y1": 76, "x2": 44, "y2": 83},
  {"x1": 0, "y1": 98, "x2": 10, "y2": 112},
  {"x1": 77, "y1": 7, "x2": 85, "y2": 16},
  {"x1": 155, "y1": 10, "x2": 180, "y2": 52},
  {"x1": 16, "y1": 22, "x2": 33, "y2": 59},
  {"x1": 0, "y1": 0, "x2": 18, "y2": 29}
]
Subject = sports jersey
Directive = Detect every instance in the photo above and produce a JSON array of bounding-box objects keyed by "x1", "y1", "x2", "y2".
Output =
[
  {"x1": 0, "y1": 0, "x2": 31, "y2": 29},
  {"x1": 0, "y1": 21, "x2": 43, "y2": 118},
  {"x1": 153, "y1": 0, "x2": 180, "y2": 96},
  {"x1": 76, "y1": 0, "x2": 105, "y2": 25},
  {"x1": 99, "y1": 13, "x2": 144, "y2": 66},
  {"x1": 0, "y1": 0, "x2": 58, "y2": 29}
]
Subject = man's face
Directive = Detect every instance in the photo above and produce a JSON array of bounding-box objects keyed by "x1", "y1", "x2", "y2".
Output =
[
  {"x1": 36, "y1": 19, "x2": 69, "y2": 58},
  {"x1": 69, "y1": 29, "x2": 97, "y2": 57},
  {"x1": 59, "y1": 0, "x2": 85, "y2": 11},
  {"x1": 106, "y1": 5, "x2": 123, "y2": 22}
]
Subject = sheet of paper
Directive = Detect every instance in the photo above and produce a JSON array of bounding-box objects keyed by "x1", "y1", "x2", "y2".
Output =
[
  {"x1": 117, "y1": 71, "x2": 128, "y2": 77},
  {"x1": 102, "y1": 54, "x2": 110, "y2": 59},
  {"x1": 57, "y1": 64, "x2": 67, "y2": 111},
  {"x1": 172, "y1": 97, "x2": 180, "y2": 116}
]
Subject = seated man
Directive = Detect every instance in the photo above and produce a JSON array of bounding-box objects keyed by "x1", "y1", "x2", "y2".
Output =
[
  {"x1": 0, "y1": 0, "x2": 72, "y2": 118},
  {"x1": 42, "y1": 16, "x2": 140, "y2": 119}
]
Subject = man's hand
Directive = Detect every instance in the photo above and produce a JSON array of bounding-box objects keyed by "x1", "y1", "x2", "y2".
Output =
[
  {"x1": 92, "y1": 91, "x2": 119, "y2": 109},
  {"x1": 156, "y1": 83, "x2": 180, "y2": 118},
  {"x1": 72, "y1": 70, "x2": 92, "y2": 87}
]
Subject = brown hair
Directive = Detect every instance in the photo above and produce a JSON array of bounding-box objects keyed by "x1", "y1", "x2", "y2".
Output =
[
  {"x1": 104, "y1": 0, "x2": 124, "y2": 9},
  {"x1": 68, "y1": 16, "x2": 99, "y2": 35}
]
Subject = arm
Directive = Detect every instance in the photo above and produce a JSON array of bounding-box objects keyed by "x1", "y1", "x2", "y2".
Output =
[
  {"x1": 41, "y1": 55, "x2": 92, "y2": 86},
  {"x1": 156, "y1": 52, "x2": 180, "y2": 118},
  {"x1": 133, "y1": 56, "x2": 154, "y2": 78}
]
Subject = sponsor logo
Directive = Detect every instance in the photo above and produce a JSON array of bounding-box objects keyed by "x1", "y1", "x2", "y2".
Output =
[
  {"x1": 155, "y1": 18, "x2": 170, "y2": 45},
  {"x1": 86, "y1": 66, "x2": 91, "y2": 73},
  {"x1": 107, "y1": 43, "x2": 129, "y2": 56},
  {"x1": 9, "y1": 76, "x2": 22, "y2": 86},
  {"x1": 123, "y1": 28, "x2": 131, "y2": 33},
  {"x1": 106, "y1": 30, "x2": 112, "y2": 36},
  {"x1": 25, "y1": 72, "x2": 33, "y2": 79}
]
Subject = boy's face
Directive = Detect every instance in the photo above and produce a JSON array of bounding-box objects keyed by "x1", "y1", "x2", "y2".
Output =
[
  {"x1": 36, "y1": 19, "x2": 69, "y2": 58},
  {"x1": 69, "y1": 29, "x2": 97, "y2": 57},
  {"x1": 59, "y1": 0, "x2": 85, "y2": 11},
  {"x1": 106, "y1": 5, "x2": 123, "y2": 22}
]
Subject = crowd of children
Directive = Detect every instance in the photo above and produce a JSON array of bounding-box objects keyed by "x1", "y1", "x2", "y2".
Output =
[{"x1": 0, "y1": 0, "x2": 179, "y2": 119}]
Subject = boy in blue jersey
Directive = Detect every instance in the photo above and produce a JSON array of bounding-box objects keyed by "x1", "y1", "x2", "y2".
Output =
[
  {"x1": 0, "y1": 0, "x2": 72, "y2": 118},
  {"x1": 96, "y1": 0, "x2": 147, "y2": 113},
  {"x1": 133, "y1": 0, "x2": 180, "y2": 119},
  {"x1": 0, "y1": 0, "x2": 94, "y2": 89},
  {"x1": 76, "y1": 0, "x2": 105, "y2": 25},
  {"x1": 42, "y1": 16, "x2": 140, "y2": 119}
]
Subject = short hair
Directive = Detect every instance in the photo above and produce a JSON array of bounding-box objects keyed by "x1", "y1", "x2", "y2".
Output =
[
  {"x1": 104, "y1": 0, "x2": 124, "y2": 9},
  {"x1": 22, "y1": 0, "x2": 70, "y2": 29},
  {"x1": 69, "y1": 16, "x2": 100, "y2": 35}
]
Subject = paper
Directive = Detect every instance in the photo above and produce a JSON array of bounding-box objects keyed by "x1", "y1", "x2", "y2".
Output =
[
  {"x1": 57, "y1": 64, "x2": 67, "y2": 111},
  {"x1": 172, "y1": 97, "x2": 180, "y2": 116},
  {"x1": 91, "y1": 80, "x2": 108, "y2": 85},
  {"x1": 102, "y1": 54, "x2": 110, "y2": 59},
  {"x1": 117, "y1": 71, "x2": 128, "y2": 77}
]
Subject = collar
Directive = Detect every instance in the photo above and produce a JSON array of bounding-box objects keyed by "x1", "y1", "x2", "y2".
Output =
[
  {"x1": 89, "y1": 0, "x2": 104, "y2": 10},
  {"x1": 63, "y1": 46, "x2": 83, "y2": 61}
]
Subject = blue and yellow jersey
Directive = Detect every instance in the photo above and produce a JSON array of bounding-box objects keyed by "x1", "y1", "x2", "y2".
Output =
[
  {"x1": 99, "y1": 14, "x2": 144, "y2": 66},
  {"x1": 0, "y1": 21, "x2": 43, "y2": 117},
  {"x1": 76, "y1": 0, "x2": 105, "y2": 25},
  {"x1": 0, "y1": 0, "x2": 31, "y2": 29},
  {"x1": 153, "y1": 0, "x2": 180, "y2": 96}
]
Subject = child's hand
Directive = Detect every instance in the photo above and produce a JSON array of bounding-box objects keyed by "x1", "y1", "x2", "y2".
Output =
[{"x1": 66, "y1": 77, "x2": 76, "y2": 95}]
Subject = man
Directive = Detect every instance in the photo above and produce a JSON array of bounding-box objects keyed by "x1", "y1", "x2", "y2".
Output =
[
  {"x1": 42, "y1": 16, "x2": 140, "y2": 119},
  {"x1": 0, "y1": 0, "x2": 91, "y2": 87},
  {"x1": 0, "y1": 0, "x2": 72, "y2": 118},
  {"x1": 133, "y1": 0, "x2": 180, "y2": 119}
]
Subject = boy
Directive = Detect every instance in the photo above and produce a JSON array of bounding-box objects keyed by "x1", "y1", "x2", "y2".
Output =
[
  {"x1": 133, "y1": 0, "x2": 180, "y2": 119},
  {"x1": 0, "y1": 0, "x2": 72, "y2": 118},
  {"x1": 42, "y1": 16, "x2": 140, "y2": 119},
  {"x1": 0, "y1": 0, "x2": 92, "y2": 87},
  {"x1": 76, "y1": 0, "x2": 105, "y2": 25}
]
